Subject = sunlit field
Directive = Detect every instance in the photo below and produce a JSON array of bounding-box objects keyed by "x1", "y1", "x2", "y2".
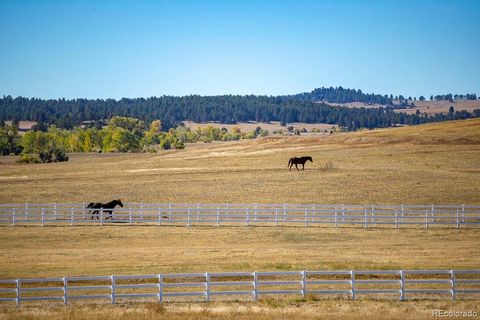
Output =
[
  {"x1": 0, "y1": 119, "x2": 479, "y2": 205},
  {"x1": 1, "y1": 119, "x2": 479, "y2": 319}
]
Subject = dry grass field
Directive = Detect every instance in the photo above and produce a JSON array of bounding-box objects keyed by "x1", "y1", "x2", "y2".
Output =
[
  {"x1": 1, "y1": 119, "x2": 480, "y2": 319},
  {"x1": 325, "y1": 99, "x2": 480, "y2": 115},
  {"x1": 183, "y1": 120, "x2": 336, "y2": 134},
  {"x1": 402, "y1": 100, "x2": 480, "y2": 115}
]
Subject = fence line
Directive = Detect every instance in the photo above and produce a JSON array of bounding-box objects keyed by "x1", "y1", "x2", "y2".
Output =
[
  {"x1": 1, "y1": 269, "x2": 479, "y2": 306},
  {"x1": 0, "y1": 202, "x2": 478, "y2": 228}
]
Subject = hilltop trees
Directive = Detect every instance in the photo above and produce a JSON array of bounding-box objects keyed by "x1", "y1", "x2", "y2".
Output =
[{"x1": 1, "y1": 88, "x2": 479, "y2": 135}]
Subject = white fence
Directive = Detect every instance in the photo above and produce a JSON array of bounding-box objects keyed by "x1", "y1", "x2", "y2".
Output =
[
  {"x1": 0, "y1": 202, "x2": 479, "y2": 228},
  {"x1": 1, "y1": 269, "x2": 479, "y2": 306}
]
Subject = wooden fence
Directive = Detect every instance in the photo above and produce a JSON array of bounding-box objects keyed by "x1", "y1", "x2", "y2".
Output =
[
  {"x1": 0, "y1": 203, "x2": 479, "y2": 228},
  {"x1": 1, "y1": 270, "x2": 479, "y2": 306}
]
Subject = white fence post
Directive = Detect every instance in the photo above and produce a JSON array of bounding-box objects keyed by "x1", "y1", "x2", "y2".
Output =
[
  {"x1": 371, "y1": 205, "x2": 375, "y2": 224},
  {"x1": 334, "y1": 207, "x2": 338, "y2": 227},
  {"x1": 401, "y1": 204, "x2": 404, "y2": 223},
  {"x1": 275, "y1": 208, "x2": 278, "y2": 227},
  {"x1": 350, "y1": 270, "x2": 356, "y2": 300},
  {"x1": 451, "y1": 269, "x2": 456, "y2": 301},
  {"x1": 15, "y1": 278, "x2": 21, "y2": 307},
  {"x1": 425, "y1": 210, "x2": 428, "y2": 229},
  {"x1": 342, "y1": 205, "x2": 345, "y2": 222},
  {"x1": 301, "y1": 271, "x2": 306, "y2": 298},
  {"x1": 364, "y1": 209, "x2": 368, "y2": 229},
  {"x1": 111, "y1": 275, "x2": 116, "y2": 304},
  {"x1": 41, "y1": 208, "x2": 45, "y2": 226},
  {"x1": 158, "y1": 273, "x2": 164, "y2": 303},
  {"x1": 129, "y1": 208, "x2": 133, "y2": 226},
  {"x1": 304, "y1": 209, "x2": 308, "y2": 227},
  {"x1": 312, "y1": 204, "x2": 316, "y2": 222},
  {"x1": 158, "y1": 207, "x2": 162, "y2": 226},
  {"x1": 456, "y1": 209, "x2": 460, "y2": 229},
  {"x1": 63, "y1": 276, "x2": 68, "y2": 305},
  {"x1": 462, "y1": 204, "x2": 465, "y2": 223},
  {"x1": 216, "y1": 208, "x2": 220, "y2": 227},
  {"x1": 140, "y1": 203, "x2": 143, "y2": 221},
  {"x1": 400, "y1": 270, "x2": 405, "y2": 301},
  {"x1": 25, "y1": 203, "x2": 28, "y2": 221},
  {"x1": 395, "y1": 210, "x2": 398, "y2": 229},
  {"x1": 205, "y1": 272, "x2": 210, "y2": 302},
  {"x1": 12, "y1": 208, "x2": 16, "y2": 227},
  {"x1": 70, "y1": 208, "x2": 74, "y2": 226},
  {"x1": 100, "y1": 208, "x2": 104, "y2": 226},
  {"x1": 431, "y1": 204, "x2": 435, "y2": 222},
  {"x1": 283, "y1": 203, "x2": 286, "y2": 221},
  {"x1": 253, "y1": 272, "x2": 258, "y2": 301},
  {"x1": 54, "y1": 202, "x2": 57, "y2": 220},
  {"x1": 254, "y1": 203, "x2": 257, "y2": 221},
  {"x1": 82, "y1": 202, "x2": 85, "y2": 220}
]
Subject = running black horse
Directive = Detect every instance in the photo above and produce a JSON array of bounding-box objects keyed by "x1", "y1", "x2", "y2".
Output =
[
  {"x1": 288, "y1": 156, "x2": 313, "y2": 171},
  {"x1": 87, "y1": 199, "x2": 123, "y2": 220}
]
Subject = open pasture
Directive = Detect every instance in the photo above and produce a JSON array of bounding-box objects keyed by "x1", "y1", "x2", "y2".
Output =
[
  {"x1": 1, "y1": 119, "x2": 480, "y2": 319},
  {"x1": 0, "y1": 119, "x2": 479, "y2": 205}
]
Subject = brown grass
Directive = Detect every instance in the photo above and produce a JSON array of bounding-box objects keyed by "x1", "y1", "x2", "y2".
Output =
[
  {"x1": 398, "y1": 100, "x2": 480, "y2": 115},
  {"x1": 0, "y1": 119, "x2": 479, "y2": 205},
  {"x1": 0, "y1": 119, "x2": 479, "y2": 319},
  {"x1": 183, "y1": 120, "x2": 336, "y2": 134},
  {"x1": 1, "y1": 300, "x2": 479, "y2": 320},
  {"x1": 0, "y1": 226, "x2": 478, "y2": 279}
]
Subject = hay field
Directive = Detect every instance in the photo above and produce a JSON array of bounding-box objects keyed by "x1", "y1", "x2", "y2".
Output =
[{"x1": 1, "y1": 119, "x2": 480, "y2": 319}]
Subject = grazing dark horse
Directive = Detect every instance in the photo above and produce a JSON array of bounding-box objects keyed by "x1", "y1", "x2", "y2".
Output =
[
  {"x1": 288, "y1": 156, "x2": 313, "y2": 171},
  {"x1": 87, "y1": 199, "x2": 123, "y2": 220}
]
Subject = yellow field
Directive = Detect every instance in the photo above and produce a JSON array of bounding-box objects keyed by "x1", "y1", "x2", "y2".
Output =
[
  {"x1": 0, "y1": 119, "x2": 479, "y2": 205},
  {"x1": 0, "y1": 119, "x2": 479, "y2": 319}
]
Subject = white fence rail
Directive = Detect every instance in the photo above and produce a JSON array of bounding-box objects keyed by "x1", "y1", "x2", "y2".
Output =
[
  {"x1": 0, "y1": 202, "x2": 479, "y2": 228},
  {"x1": 1, "y1": 269, "x2": 479, "y2": 306}
]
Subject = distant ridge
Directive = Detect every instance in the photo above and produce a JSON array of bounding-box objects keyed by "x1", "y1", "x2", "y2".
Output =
[{"x1": 1, "y1": 87, "x2": 479, "y2": 131}]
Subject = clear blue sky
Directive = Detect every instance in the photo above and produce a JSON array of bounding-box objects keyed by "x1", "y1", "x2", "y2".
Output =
[{"x1": 0, "y1": 0, "x2": 479, "y2": 99}]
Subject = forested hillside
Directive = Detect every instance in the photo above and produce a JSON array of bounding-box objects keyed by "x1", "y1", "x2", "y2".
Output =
[{"x1": 1, "y1": 87, "x2": 479, "y2": 131}]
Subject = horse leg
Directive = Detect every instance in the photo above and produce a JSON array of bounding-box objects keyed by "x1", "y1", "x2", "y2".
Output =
[
  {"x1": 302, "y1": 163, "x2": 305, "y2": 170},
  {"x1": 295, "y1": 163, "x2": 299, "y2": 171}
]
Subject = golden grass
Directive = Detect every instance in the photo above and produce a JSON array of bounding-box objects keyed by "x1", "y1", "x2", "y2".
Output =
[
  {"x1": 0, "y1": 119, "x2": 479, "y2": 205},
  {"x1": 0, "y1": 225, "x2": 479, "y2": 279},
  {"x1": 402, "y1": 100, "x2": 480, "y2": 115},
  {"x1": 0, "y1": 120, "x2": 479, "y2": 318},
  {"x1": 1, "y1": 300, "x2": 479, "y2": 320}
]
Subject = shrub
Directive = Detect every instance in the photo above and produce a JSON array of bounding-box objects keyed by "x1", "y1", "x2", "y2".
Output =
[{"x1": 18, "y1": 154, "x2": 41, "y2": 164}]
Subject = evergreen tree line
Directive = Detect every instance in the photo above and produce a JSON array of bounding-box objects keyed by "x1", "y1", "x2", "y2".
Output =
[
  {"x1": 286, "y1": 86, "x2": 394, "y2": 105},
  {"x1": 1, "y1": 87, "x2": 479, "y2": 132},
  {"x1": 429, "y1": 93, "x2": 478, "y2": 102}
]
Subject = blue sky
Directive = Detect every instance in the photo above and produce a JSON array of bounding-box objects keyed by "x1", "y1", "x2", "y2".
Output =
[{"x1": 0, "y1": 0, "x2": 479, "y2": 99}]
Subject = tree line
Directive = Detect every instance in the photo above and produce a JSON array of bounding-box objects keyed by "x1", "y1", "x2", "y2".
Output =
[
  {"x1": 1, "y1": 93, "x2": 479, "y2": 133},
  {"x1": 0, "y1": 117, "x2": 270, "y2": 162}
]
